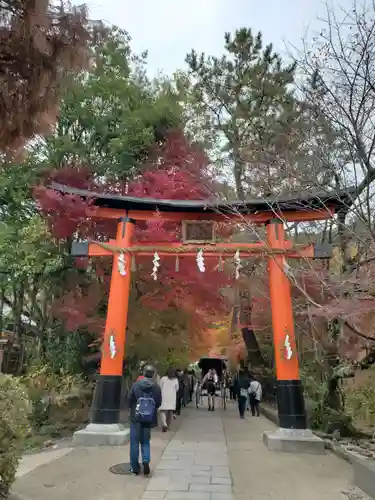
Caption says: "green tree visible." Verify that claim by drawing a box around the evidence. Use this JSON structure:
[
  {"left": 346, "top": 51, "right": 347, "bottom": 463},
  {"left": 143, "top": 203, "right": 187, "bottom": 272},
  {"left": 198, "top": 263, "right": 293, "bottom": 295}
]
[
  {"left": 179, "top": 28, "right": 297, "bottom": 199},
  {"left": 0, "top": 156, "right": 93, "bottom": 375},
  {"left": 37, "top": 27, "right": 182, "bottom": 182},
  {"left": 0, "top": 162, "right": 68, "bottom": 363},
  {"left": 2, "top": 26, "right": 186, "bottom": 373},
  {"left": 176, "top": 29, "right": 301, "bottom": 366}
]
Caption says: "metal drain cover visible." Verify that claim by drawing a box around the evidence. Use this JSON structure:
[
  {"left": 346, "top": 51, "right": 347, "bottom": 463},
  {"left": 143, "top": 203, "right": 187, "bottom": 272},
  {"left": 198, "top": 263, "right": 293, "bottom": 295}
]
[{"left": 109, "top": 462, "right": 132, "bottom": 475}]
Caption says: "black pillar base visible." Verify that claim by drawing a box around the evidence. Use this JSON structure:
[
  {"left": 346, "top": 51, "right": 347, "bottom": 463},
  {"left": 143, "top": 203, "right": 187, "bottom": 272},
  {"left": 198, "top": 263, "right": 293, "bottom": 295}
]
[
  {"left": 91, "top": 374, "right": 122, "bottom": 425},
  {"left": 276, "top": 379, "right": 307, "bottom": 429}
]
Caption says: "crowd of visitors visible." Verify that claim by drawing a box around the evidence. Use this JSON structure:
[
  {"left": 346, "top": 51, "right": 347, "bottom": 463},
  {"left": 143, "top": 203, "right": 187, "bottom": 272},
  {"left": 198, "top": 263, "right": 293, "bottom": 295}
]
[{"left": 127, "top": 362, "right": 262, "bottom": 475}]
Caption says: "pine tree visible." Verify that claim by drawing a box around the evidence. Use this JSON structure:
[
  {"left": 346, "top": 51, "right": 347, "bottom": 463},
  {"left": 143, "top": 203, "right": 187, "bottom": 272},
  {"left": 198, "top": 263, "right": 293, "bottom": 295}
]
[
  {"left": 178, "top": 28, "right": 299, "bottom": 365},
  {"left": 181, "top": 28, "right": 297, "bottom": 199}
]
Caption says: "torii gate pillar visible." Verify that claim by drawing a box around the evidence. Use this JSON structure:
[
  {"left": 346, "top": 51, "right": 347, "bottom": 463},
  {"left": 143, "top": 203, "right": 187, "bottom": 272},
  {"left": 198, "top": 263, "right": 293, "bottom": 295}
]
[
  {"left": 73, "top": 217, "right": 134, "bottom": 446},
  {"left": 263, "top": 220, "right": 325, "bottom": 454}
]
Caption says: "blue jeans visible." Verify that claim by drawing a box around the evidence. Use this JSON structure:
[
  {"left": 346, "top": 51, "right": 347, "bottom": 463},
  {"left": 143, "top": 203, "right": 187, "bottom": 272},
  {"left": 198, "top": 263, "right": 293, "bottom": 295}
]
[
  {"left": 130, "top": 422, "right": 151, "bottom": 470},
  {"left": 238, "top": 395, "right": 247, "bottom": 418}
]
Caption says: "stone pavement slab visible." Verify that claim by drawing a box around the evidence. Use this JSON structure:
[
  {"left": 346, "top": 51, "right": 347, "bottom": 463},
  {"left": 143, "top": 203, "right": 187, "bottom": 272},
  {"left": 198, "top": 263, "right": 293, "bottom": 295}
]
[
  {"left": 222, "top": 402, "right": 370, "bottom": 500},
  {"left": 12, "top": 402, "right": 372, "bottom": 500},
  {"left": 143, "top": 408, "right": 233, "bottom": 500},
  {"left": 12, "top": 422, "right": 179, "bottom": 500},
  {"left": 16, "top": 448, "right": 73, "bottom": 478},
  {"left": 144, "top": 404, "right": 371, "bottom": 500}
]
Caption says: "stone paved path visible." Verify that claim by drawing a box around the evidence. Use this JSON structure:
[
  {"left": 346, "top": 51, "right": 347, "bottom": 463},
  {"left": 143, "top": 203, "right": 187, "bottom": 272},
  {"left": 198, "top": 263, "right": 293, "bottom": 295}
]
[
  {"left": 144, "top": 409, "right": 231, "bottom": 500},
  {"left": 223, "top": 404, "right": 367, "bottom": 500},
  {"left": 12, "top": 403, "right": 371, "bottom": 500},
  {"left": 142, "top": 403, "right": 368, "bottom": 500}
]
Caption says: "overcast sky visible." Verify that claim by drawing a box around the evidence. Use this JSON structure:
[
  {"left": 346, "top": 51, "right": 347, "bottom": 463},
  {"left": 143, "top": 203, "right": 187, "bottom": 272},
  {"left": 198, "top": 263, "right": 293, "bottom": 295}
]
[{"left": 77, "top": 0, "right": 353, "bottom": 76}]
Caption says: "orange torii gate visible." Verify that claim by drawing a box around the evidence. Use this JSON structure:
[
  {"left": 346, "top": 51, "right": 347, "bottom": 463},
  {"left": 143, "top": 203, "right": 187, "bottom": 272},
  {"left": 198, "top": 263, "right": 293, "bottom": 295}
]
[{"left": 51, "top": 183, "right": 350, "bottom": 452}]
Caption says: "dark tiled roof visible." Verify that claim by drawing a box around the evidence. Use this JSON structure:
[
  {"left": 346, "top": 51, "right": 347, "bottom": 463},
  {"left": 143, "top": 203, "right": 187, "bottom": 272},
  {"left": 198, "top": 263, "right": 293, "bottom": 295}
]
[{"left": 49, "top": 182, "right": 355, "bottom": 215}]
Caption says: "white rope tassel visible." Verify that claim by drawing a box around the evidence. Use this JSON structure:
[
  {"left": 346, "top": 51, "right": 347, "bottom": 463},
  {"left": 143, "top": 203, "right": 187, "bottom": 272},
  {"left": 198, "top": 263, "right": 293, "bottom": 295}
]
[
  {"left": 196, "top": 249, "right": 205, "bottom": 273},
  {"left": 152, "top": 252, "right": 160, "bottom": 281},
  {"left": 118, "top": 252, "right": 127, "bottom": 276},
  {"left": 234, "top": 250, "right": 242, "bottom": 280}
]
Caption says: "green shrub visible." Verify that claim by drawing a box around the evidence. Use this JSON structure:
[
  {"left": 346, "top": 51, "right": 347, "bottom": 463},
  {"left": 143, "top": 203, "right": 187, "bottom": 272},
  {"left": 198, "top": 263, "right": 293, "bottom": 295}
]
[
  {"left": 20, "top": 363, "right": 88, "bottom": 430},
  {"left": 28, "top": 394, "right": 50, "bottom": 430},
  {"left": 0, "top": 375, "right": 29, "bottom": 499},
  {"left": 321, "top": 409, "right": 356, "bottom": 436},
  {"left": 345, "top": 383, "right": 375, "bottom": 429},
  {"left": 21, "top": 363, "right": 85, "bottom": 395},
  {"left": 301, "top": 368, "right": 356, "bottom": 436}
]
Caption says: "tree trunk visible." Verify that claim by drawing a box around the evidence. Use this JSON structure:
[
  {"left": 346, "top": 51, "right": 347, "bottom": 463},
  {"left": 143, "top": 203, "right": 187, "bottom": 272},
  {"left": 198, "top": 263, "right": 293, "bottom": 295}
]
[
  {"left": 241, "top": 326, "right": 265, "bottom": 366},
  {"left": 337, "top": 211, "right": 349, "bottom": 272},
  {"left": 232, "top": 163, "right": 265, "bottom": 366},
  {"left": 236, "top": 284, "right": 266, "bottom": 367},
  {"left": 323, "top": 319, "right": 343, "bottom": 411},
  {"left": 0, "top": 286, "right": 4, "bottom": 333},
  {"left": 233, "top": 154, "right": 245, "bottom": 201}
]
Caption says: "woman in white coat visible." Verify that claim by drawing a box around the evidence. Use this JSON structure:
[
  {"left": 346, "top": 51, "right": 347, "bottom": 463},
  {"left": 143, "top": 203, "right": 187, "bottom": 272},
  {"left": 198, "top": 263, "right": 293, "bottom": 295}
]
[{"left": 159, "top": 367, "right": 179, "bottom": 431}]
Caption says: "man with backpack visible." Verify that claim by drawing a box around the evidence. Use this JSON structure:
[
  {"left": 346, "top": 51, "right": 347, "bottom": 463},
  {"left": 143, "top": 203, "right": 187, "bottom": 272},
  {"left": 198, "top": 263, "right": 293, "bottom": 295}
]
[{"left": 128, "top": 365, "right": 161, "bottom": 476}]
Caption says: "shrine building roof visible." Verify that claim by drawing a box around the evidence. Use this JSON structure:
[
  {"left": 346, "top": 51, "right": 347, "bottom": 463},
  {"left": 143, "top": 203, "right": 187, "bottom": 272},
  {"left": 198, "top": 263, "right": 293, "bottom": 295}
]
[{"left": 50, "top": 182, "right": 354, "bottom": 215}]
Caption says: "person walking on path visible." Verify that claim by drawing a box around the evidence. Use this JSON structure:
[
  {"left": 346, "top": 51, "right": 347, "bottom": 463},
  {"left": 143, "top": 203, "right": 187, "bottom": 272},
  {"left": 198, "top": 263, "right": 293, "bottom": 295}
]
[
  {"left": 175, "top": 369, "right": 185, "bottom": 415},
  {"left": 136, "top": 361, "right": 146, "bottom": 380},
  {"left": 188, "top": 370, "right": 194, "bottom": 403},
  {"left": 202, "top": 368, "right": 218, "bottom": 411},
  {"left": 235, "top": 369, "right": 250, "bottom": 419},
  {"left": 230, "top": 372, "right": 236, "bottom": 401},
  {"left": 159, "top": 367, "right": 179, "bottom": 432},
  {"left": 188, "top": 369, "right": 195, "bottom": 402},
  {"left": 248, "top": 375, "right": 262, "bottom": 416},
  {"left": 182, "top": 368, "right": 190, "bottom": 406},
  {"left": 128, "top": 365, "right": 161, "bottom": 476}
]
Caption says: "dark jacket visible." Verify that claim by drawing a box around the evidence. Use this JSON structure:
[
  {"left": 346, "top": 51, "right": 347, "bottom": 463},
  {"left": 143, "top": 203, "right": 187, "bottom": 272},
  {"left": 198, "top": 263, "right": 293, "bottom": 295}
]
[
  {"left": 234, "top": 372, "right": 250, "bottom": 396},
  {"left": 128, "top": 377, "right": 162, "bottom": 427},
  {"left": 177, "top": 374, "right": 185, "bottom": 394}
]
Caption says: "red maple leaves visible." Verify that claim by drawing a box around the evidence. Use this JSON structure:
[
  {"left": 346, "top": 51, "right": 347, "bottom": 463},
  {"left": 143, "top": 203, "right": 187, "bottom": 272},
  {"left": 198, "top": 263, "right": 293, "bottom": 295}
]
[
  {"left": 35, "top": 129, "right": 375, "bottom": 361},
  {"left": 35, "top": 131, "right": 231, "bottom": 343}
]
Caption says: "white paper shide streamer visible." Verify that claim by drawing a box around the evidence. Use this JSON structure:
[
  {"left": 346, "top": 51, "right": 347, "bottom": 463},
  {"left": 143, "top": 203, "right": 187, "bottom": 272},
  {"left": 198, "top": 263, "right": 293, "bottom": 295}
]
[
  {"left": 234, "top": 250, "right": 242, "bottom": 280},
  {"left": 152, "top": 252, "right": 160, "bottom": 280},
  {"left": 118, "top": 252, "right": 127, "bottom": 276},
  {"left": 196, "top": 249, "right": 205, "bottom": 272},
  {"left": 284, "top": 334, "right": 293, "bottom": 360},
  {"left": 109, "top": 334, "right": 117, "bottom": 359}
]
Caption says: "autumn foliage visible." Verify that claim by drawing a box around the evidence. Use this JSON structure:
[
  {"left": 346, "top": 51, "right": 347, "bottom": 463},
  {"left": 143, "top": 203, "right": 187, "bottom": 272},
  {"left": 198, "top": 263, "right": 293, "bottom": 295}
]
[
  {"left": 0, "top": 0, "right": 102, "bottom": 157},
  {"left": 35, "top": 131, "right": 232, "bottom": 356},
  {"left": 246, "top": 261, "right": 375, "bottom": 365},
  {"left": 36, "top": 127, "right": 375, "bottom": 366}
]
